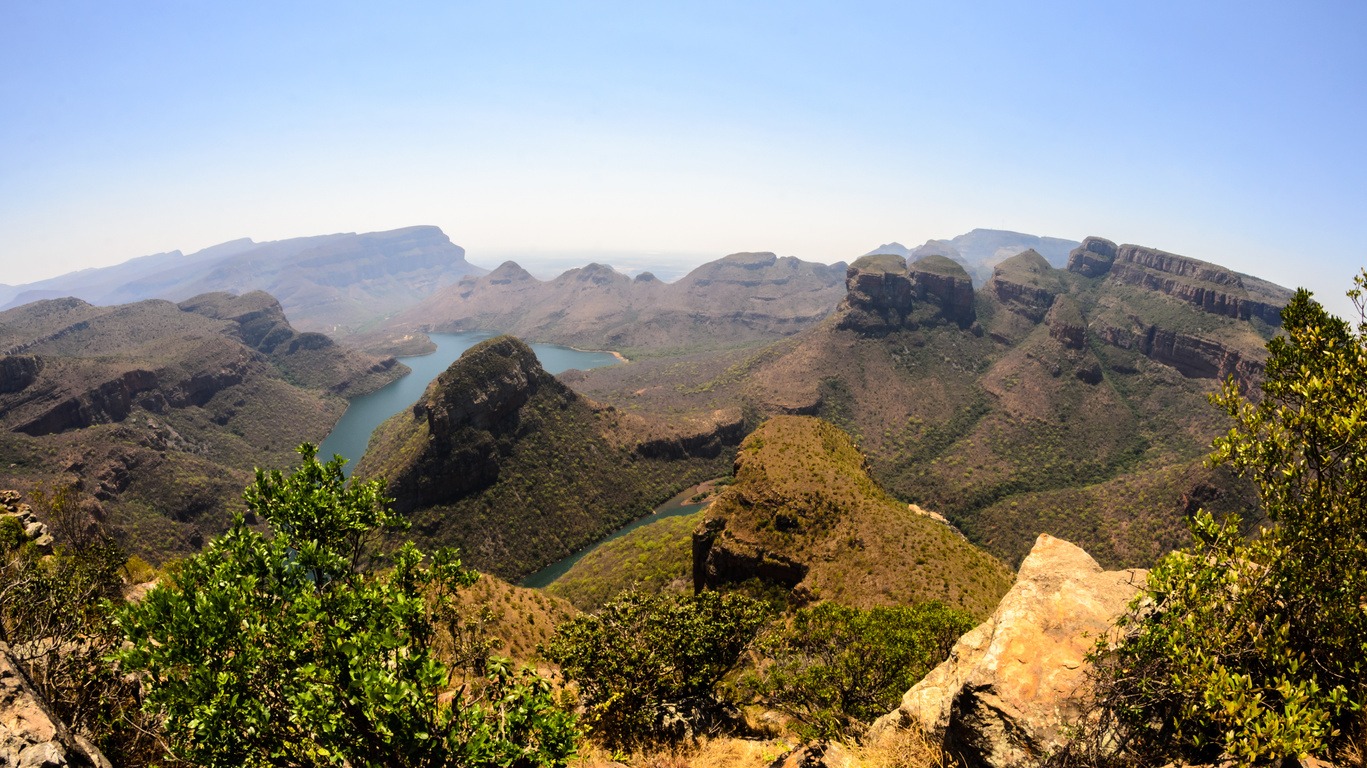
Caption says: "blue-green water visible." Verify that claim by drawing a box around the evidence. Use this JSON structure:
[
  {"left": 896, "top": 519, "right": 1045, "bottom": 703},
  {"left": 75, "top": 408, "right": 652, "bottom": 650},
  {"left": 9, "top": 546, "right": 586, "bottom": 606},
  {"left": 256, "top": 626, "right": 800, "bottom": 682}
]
[
  {"left": 521, "top": 487, "right": 709, "bottom": 589},
  {"left": 319, "top": 332, "right": 621, "bottom": 475}
]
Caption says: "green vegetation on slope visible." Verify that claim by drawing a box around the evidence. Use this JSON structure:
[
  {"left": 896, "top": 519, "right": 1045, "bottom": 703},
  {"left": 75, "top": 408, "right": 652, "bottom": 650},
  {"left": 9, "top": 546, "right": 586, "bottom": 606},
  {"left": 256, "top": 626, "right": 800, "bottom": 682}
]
[
  {"left": 546, "top": 510, "right": 704, "bottom": 612},
  {"left": 697, "top": 416, "right": 1014, "bottom": 616}
]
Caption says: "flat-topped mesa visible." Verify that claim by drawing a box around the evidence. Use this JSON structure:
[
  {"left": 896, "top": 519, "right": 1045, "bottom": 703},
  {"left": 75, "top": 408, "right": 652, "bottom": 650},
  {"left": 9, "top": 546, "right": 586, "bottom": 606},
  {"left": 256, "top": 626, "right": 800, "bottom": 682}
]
[
  {"left": 1069, "top": 237, "right": 1291, "bottom": 326},
  {"left": 837, "top": 254, "right": 977, "bottom": 333},
  {"left": 837, "top": 254, "right": 916, "bottom": 333},
  {"left": 909, "top": 255, "right": 977, "bottom": 328}
]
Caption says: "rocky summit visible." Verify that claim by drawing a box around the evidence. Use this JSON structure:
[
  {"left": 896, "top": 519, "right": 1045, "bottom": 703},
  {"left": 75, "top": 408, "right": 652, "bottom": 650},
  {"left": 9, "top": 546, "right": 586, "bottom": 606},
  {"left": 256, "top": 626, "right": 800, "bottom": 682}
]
[
  {"left": 837, "top": 254, "right": 978, "bottom": 334},
  {"left": 356, "top": 335, "right": 742, "bottom": 578}
]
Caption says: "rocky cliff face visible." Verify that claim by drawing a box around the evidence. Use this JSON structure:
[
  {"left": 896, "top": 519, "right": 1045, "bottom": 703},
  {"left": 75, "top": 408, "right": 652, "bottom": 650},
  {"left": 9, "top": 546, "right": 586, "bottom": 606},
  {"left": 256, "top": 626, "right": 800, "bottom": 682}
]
[
  {"left": 836, "top": 254, "right": 977, "bottom": 334},
  {"left": 1069, "top": 239, "right": 1290, "bottom": 326},
  {"left": 1065, "top": 237, "right": 1117, "bottom": 278},
  {"left": 986, "top": 250, "right": 1060, "bottom": 323},
  {"left": 909, "top": 255, "right": 977, "bottom": 328},
  {"left": 836, "top": 255, "right": 916, "bottom": 333},
  {"left": 1094, "top": 320, "right": 1264, "bottom": 387},
  {"left": 387, "top": 336, "right": 559, "bottom": 510},
  {"left": 872, "top": 534, "right": 1145, "bottom": 768},
  {"left": 1044, "top": 295, "right": 1086, "bottom": 349}
]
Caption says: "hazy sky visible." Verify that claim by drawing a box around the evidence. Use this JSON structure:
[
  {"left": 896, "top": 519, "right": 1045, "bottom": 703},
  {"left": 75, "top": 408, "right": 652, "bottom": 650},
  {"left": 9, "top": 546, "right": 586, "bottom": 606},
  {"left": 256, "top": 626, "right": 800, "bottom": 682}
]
[{"left": 3, "top": 1, "right": 1365, "bottom": 315}]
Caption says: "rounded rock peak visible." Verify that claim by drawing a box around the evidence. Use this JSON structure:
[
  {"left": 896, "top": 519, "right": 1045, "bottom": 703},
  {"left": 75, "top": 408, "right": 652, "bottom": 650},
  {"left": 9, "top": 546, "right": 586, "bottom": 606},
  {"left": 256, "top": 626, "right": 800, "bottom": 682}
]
[{"left": 910, "top": 254, "right": 971, "bottom": 280}]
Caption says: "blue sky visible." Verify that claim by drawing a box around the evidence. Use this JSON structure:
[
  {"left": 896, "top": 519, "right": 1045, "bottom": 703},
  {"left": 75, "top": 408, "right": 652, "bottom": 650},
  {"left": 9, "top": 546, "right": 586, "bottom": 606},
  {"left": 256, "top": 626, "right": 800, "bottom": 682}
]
[{"left": 3, "top": 1, "right": 1365, "bottom": 315}]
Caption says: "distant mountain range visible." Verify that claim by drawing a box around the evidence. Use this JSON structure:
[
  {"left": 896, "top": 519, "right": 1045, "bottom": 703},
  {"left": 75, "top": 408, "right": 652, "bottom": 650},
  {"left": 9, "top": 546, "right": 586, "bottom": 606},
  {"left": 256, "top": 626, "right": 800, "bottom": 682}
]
[
  {"left": 0, "top": 226, "right": 484, "bottom": 335},
  {"left": 868, "top": 228, "right": 1080, "bottom": 285},
  {"left": 383, "top": 252, "right": 849, "bottom": 357}
]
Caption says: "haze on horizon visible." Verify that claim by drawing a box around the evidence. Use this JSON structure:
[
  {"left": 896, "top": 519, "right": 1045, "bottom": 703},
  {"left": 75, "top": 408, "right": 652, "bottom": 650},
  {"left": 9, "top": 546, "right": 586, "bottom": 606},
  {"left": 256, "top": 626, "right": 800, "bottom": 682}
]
[{"left": 3, "top": 2, "right": 1365, "bottom": 315}]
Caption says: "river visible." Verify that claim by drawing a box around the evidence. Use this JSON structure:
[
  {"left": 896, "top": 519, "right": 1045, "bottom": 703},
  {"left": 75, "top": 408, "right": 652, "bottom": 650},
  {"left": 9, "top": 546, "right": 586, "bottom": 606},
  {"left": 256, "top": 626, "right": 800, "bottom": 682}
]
[
  {"left": 520, "top": 486, "right": 710, "bottom": 588},
  {"left": 318, "top": 332, "right": 622, "bottom": 475}
]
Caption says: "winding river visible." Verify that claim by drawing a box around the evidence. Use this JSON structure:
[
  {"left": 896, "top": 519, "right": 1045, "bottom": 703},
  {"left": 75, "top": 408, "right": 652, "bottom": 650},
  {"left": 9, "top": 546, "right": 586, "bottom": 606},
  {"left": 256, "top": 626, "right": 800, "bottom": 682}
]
[{"left": 318, "top": 332, "right": 622, "bottom": 475}]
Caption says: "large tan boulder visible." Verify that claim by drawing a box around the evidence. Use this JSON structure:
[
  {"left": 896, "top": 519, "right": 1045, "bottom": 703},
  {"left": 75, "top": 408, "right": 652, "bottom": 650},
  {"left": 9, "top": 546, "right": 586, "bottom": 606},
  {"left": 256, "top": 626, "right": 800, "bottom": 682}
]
[
  {"left": 871, "top": 534, "right": 1145, "bottom": 768},
  {"left": 0, "top": 642, "right": 109, "bottom": 768}
]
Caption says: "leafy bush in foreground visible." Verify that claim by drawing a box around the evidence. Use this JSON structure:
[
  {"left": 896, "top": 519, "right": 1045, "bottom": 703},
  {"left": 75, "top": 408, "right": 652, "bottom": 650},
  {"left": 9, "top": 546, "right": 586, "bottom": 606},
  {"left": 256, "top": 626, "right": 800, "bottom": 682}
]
[
  {"left": 1083, "top": 277, "right": 1367, "bottom": 766},
  {"left": 741, "top": 601, "right": 975, "bottom": 739},
  {"left": 118, "top": 445, "right": 577, "bottom": 768},
  {"left": 543, "top": 589, "right": 769, "bottom": 749}
]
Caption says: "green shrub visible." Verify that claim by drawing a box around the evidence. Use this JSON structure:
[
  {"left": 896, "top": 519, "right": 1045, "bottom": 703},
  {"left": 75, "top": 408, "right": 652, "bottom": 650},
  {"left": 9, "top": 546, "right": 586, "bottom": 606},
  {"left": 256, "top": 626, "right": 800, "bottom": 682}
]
[
  {"left": 740, "top": 601, "right": 974, "bottom": 739},
  {"left": 543, "top": 589, "right": 769, "bottom": 748},
  {"left": 1084, "top": 277, "right": 1367, "bottom": 766},
  {"left": 118, "top": 444, "right": 578, "bottom": 768}
]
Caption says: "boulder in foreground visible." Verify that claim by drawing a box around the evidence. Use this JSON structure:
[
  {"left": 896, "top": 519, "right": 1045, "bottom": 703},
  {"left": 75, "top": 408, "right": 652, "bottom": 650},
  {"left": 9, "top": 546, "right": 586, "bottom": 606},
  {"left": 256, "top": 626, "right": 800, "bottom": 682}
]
[{"left": 871, "top": 533, "right": 1145, "bottom": 768}]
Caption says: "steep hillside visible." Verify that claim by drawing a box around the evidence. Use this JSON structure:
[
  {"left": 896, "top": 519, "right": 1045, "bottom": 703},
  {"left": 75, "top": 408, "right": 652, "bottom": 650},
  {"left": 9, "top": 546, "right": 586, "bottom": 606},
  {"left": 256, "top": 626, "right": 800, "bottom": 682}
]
[
  {"left": 694, "top": 416, "right": 1014, "bottom": 615},
  {"left": 570, "top": 236, "right": 1283, "bottom": 569},
  {"left": 0, "top": 293, "right": 403, "bottom": 562},
  {"left": 2, "top": 226, "right": 484, "bottom": 336},
  {"left": 384, "top": 252, "right": 847, "bottom": 357},
  {"left": 354, "top": 336, "right": 742, "bottom": 580}
]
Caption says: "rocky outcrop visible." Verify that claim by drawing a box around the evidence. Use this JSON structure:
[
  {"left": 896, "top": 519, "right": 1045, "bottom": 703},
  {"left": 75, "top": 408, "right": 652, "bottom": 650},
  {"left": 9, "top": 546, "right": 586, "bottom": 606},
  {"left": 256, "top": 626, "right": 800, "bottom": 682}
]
[
  {"left": 691, "top": 417, "right": 1013, "bottom": 614},
  {"left": 871, "top": 534, "right": 1145, "bottom": 768},
  {"left": 909, "top": 256, "right": 976, "bottom": 328},
  {"left": 179, "top": 291, "right": 302, "bottom": 353},
  {"left": 0, "top": 641, "right": 109, "bottom": 768},
  {"left": 0, "top": 491, "right": 53, "bottom": 552},
  {"left": 836, "top": 255, "right": 915, "bottom": 334},
  {"left": 387, "top": 336, "right": 559, "bottom": 510},
  {"left": 1095, "top": 321, "right": 1264, "bottom": 387},
  {"left": 1108, "top": 246, "right": 1286, "bottom": 325},
  {"left": 1065, "top": 237, "right": 1118, "bottom": 278},
  {"left": 692, "top": 517, "right": 810, "bottom": 596},
  {"left": 0, "top": 358, "right": 40, "bottom": 395},
  {"left": 1045, "top": 296, "right": 1086, "bottom": 349},
  {"left": 16, "top": 368, "right": 166, "bottom": 436},
  {"left": 988, "top": 251, "right": 1058, "bottom": 323},
  {"left": 836, "top": 254, "right": 977, "bottom": 333},
  {"left": 632, "top": 409, "right": 745, "bottom": 460},
  {"left": 1069, "top": 238, "right": 1289, "bottom": 326}
]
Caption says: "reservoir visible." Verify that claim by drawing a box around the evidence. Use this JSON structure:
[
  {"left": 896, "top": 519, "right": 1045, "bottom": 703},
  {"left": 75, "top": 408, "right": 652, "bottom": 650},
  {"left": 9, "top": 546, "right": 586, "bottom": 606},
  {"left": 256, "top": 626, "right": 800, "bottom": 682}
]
[{"left": 319, "top": 332, "right": 622, "bottom": 474}]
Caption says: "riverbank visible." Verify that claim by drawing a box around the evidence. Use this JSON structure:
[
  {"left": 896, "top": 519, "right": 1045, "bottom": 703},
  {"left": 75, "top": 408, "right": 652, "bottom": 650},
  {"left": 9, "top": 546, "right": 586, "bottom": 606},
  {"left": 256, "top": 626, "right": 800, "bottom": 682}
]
[{"left": 520, "top": 477, "right": 725, "bottom": 590}]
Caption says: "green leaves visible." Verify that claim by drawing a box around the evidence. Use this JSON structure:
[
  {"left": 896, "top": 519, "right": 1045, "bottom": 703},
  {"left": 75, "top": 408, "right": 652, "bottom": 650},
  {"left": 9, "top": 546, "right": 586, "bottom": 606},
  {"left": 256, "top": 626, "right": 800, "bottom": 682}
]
[
  {"left": 118, "top": 446, "right": 577, "bottom": 767},
  {"left": 740, "top": 601, "right": 974, "bottom": 740},
  {"left": 1085, "top": 274, "right": 1367, "bottom": 766},
  {"left": 542, "top": 590, "right": 769, "bottom": 749}
]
